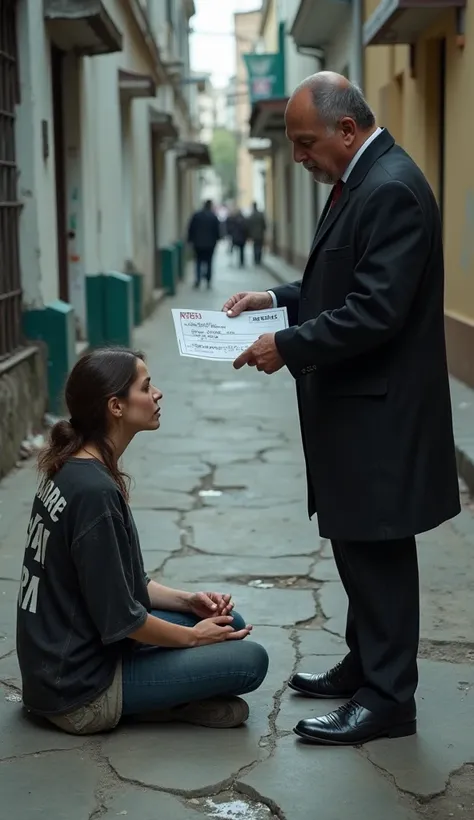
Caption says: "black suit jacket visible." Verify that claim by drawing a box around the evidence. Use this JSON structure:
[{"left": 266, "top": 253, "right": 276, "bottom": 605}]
[{"left": 274, "top": 129, "right": 460, "bottom": 541}]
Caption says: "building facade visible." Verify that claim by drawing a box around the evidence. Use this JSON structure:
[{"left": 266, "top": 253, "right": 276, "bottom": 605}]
[
  {"left": 244, "top": 0, "right": 320, "bottom": 266},
  {"left": 0, "top": 0, "right": 208, "bottom": 478},
  {"left": 363, "top": 0, "right": 473, "bottom": 387}
]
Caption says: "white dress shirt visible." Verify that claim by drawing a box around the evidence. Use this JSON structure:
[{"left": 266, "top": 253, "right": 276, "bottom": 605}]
[{"left": 268, "top": 127, "right": 383, "bottom": 308}]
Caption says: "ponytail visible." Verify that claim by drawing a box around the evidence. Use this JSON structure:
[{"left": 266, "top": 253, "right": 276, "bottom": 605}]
[
  {"left": 38, "top": 420, "right": 84, "bottom": 481},
  {"left": 37, "top": 419, "right": 131, "bottom": 500}
]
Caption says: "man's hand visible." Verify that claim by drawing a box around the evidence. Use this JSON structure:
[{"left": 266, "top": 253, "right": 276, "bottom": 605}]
[
  {"left": 187, "top": 591, "right": 234, "bottom": 619},
  {"left": 233, "top": 333, "right": 285, "bottom": 374},
  {"left": 222, "top": 290, "right": 273, "bottom": 317}
]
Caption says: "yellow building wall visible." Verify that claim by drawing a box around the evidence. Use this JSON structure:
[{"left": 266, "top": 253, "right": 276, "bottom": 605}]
[{"left": 364, "top": 3, "right": 474, "bottom": 334}]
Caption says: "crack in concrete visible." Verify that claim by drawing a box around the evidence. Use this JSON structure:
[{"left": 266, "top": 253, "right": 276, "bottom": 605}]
[
  {"left": 224, "top": 575, "right": 320, "bottom": 590},
  {"left": 157, "top": 461, "right": 218, "bottom": 578},
  {"left": 234, "top": 782, "right": 288, "bottom": 820},
  {"left": 0, "top": 647, "right": 15, "bottom": 663},
  {"left": 0, "top": 677, "right": 21, "bottom": 695},
  {"left": 418, "top": 638, "right": 474, "bottom": 664},
  {"left": 0, "top": 745, "right": 88, "bottom": 764},
  {"left": 358, "top": 747, "right": 474, "bottom": 807}
]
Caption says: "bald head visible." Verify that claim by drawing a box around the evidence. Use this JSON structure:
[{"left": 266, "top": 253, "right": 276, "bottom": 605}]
[
  {"left": 287, "top": 72, "right": 375, "bottom": 132},
  {"left": 285, "top": 72, "right": 377, "bottom": 185}
]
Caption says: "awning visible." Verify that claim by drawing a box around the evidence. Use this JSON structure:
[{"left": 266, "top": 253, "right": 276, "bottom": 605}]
[
  {"left": 247, "top": 138, "right": 272, "bottom": 158},
  {"left": 149, "top": 109, "right": 179, "bottom": 141},
  {"left": 119, "top": 69, "right": 156, "bottom": 99},
  {"left": 44, "top": 0, "right": 122, "bottom": 56},
  {"left": 249, "top": 98, "right": 288, "bottom": 140},
  {"left": 363, "top": 0, "right": 466, "bottom": 45},
  {"left": 290, "top": 0, "right": 351, "bottom": 49},
  {"left": 175, "top": 141, "right": 211, "bottom": 167}
]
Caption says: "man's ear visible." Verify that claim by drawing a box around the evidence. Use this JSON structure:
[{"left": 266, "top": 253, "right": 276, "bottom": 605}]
[{"left": 340, "top": 117, "right": 357, "bottom": 146}]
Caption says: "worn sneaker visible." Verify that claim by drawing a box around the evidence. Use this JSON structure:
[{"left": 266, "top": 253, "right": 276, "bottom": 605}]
[{"left": 136, "top": 696, "right": 249, "bottom": 728}]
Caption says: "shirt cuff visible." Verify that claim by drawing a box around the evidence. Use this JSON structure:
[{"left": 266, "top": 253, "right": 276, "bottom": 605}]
[{"left": 267, "top": 290, "right": 277, "bottom": 308}]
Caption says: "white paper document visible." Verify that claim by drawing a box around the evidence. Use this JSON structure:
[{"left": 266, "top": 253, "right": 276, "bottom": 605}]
[{"left": 171, "top": 307, "right": 289, "bottom": 361}]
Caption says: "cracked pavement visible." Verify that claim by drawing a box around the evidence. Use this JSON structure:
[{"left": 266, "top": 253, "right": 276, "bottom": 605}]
[{"left": 1, "top": 250, "right": 474, "bottom": 819}]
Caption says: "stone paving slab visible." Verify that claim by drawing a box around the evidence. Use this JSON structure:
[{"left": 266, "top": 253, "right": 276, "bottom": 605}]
[
  {"left": 0, "top": 695, "right": 83, "bottom": 759},
  {"left": 103, "top": 787, "right": 203, "bottom": 819},
  {"left": 309, "top": 557, "right": 340, "bottom": 582},
  {"left": 130, "top": 488, "right": 195, "bottom": 512},
  {"left": 104, "top": 720, "right": 267, "bottom": 795},
  {"left": 130, "top": 509, "right": 184, "bottom": 553},
  {"left": 365, "top": 660, "right": 474, "bottom": 797},
  {"left": 184, "top": 506, "right": 319, "bottom": 557},
  {"left": 159, "top": 554, "right": 314, "bottom": 584},
  {"left": 0, "top": 648, "right": 20, "bottom": 688},
  {"left": 295, "top": 628, "right": 347, "bottom": 656},
  {"left": 319, "top": 581, "right": 347, "bottom": 637},
  {"left": 238, "top": 735, "right": 419, "bottom": 820},
  {"left": 0, "top": 580, "right": 20, "bottom": 657},
  {"left": 0, "top": 749, "right": 99, "bottom": 820}
]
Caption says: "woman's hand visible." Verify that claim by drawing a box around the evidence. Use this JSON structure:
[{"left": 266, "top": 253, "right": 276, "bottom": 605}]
[
  {"left": 187, "top": 591, "right": 234, "bottom": 619},
  {"left": 190, "top": 616, "right": 252, "bottom": 647}
]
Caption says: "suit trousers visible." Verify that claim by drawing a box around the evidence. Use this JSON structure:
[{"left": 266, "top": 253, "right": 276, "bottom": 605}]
[{"left": 331, "top": 536, "right": 419, "bottom": 714}]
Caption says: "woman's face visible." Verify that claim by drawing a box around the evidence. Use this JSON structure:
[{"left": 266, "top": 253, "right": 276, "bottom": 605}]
[{"left": 118, "top": 359, "right": 163, "bottom": 434}]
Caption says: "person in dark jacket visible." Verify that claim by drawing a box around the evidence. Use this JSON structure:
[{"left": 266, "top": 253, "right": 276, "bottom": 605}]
[
  {"left": 229, "top": 210, "right": 249, "bottom": 268},
  {"left": 187, "top": 200, "right": 221, "bottom": 289},
  {"left": 247, "top": 203, "right": 267, "bottom": 265},
  {"left": 223, "top": 72, "right": 460, "bottom": 747}
]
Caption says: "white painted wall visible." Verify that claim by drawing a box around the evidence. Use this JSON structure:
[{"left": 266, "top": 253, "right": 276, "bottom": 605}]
[
  {"left": 16, "top": 0, "right": 196, "bottom": 325},
  {"left": 16, "top": 0, "right": 59, "bottom": 308}
]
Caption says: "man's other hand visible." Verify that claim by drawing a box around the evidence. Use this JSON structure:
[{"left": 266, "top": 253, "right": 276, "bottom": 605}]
[
  {"left": 222, "top": 291, "right": 273, "bottom": 317},
  {"left": 233, "top": 333, "right": 284, "bottom": 374}
]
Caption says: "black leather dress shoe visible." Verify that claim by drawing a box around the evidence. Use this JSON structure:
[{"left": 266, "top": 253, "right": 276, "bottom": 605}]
[
  {"left": 294, "top": 699, "right": 417, "bottom": 746},
  {"left": 289, "top": 661, "right": 359, "bottom": 699}
]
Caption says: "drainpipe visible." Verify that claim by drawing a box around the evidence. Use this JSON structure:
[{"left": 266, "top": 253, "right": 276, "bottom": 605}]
[{"left": 351, "top": 0, "right": 364, "bottom": 91}]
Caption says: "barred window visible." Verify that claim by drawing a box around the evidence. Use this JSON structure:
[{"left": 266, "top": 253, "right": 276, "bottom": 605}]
[{"left": 0, "top": 0, "right": 22, "bottom": 360}]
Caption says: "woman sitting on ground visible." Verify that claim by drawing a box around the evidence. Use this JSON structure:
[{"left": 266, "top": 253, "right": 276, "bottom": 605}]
[{"left": 16, "top": 347, "right": 268, "bottom": 735}]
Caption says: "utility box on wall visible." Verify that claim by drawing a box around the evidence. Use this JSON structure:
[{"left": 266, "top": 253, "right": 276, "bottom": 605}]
[
  {"left": 23, "top": 300, "right": 76, "bottom": 416},
  {"left": 85, "top": 271, "right": 134, "bottom": 350},
  {"left": 160, "top": 246, "right": 177, "bottom": 296}
]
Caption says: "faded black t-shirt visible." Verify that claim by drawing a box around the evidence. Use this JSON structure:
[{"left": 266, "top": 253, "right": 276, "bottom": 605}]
[{"left": 16, "top": 458, "right": 150, "bottom": 716}]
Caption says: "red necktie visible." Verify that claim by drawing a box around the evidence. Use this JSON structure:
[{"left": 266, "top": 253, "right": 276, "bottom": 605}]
[{"left": 330, "top": 180, "right": 344, "bottom": 209}]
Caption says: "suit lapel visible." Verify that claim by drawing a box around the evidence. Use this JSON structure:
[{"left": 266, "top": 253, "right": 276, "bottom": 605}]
[
  {"left": 311, "top": 184, "right": 350, "bottom": 255},
  {"left": 309, "top": 188, "right": 333, "bottom": 253},
  {"left": 306, "top": 129, "right": 396, "bottom": 267}
]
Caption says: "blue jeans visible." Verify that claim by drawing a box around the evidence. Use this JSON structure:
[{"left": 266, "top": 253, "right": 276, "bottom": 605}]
[{"left": 121, "top": 610, "right": 269, "bottom": 716}]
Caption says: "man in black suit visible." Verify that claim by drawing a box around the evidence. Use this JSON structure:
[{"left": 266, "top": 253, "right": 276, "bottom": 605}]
[{"left": 223, "top": 72, "right": 460, "bottom": 745}]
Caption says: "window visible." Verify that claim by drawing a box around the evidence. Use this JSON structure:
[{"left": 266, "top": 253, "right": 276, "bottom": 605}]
[{"left": 0, "top": 0, "right": 22, "bottom": 359}]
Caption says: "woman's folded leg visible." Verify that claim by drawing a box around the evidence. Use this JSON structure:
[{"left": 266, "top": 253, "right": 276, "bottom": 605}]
[{"left": 122, "top": 638, "right": 268, "bottom": 716}]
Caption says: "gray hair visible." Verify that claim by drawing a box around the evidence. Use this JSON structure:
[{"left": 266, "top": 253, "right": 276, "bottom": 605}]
[{"left": 306, "top": 80, "right": 375, "bottom": 132}]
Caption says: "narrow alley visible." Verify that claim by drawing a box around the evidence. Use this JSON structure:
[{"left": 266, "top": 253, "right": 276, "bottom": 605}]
[{"left": 1, "top": 249, "right": 474, "bottom": 820}]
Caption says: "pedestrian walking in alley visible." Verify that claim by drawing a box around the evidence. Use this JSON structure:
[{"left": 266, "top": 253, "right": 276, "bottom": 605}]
[
  {"left": 187, "top": 200, "right": 221, "bottom": 289},
  {"left": 247, "top": 202, "right": 267, "bottom": 265},
  {"left": 16, "top": 348, "right": 268, "bottom": 735},
  {"left": 229, "top": 209, "right": 249, "bottom": 268},
  {"left": 223, "top": 72, "right": 460, "bottom": 746}
]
